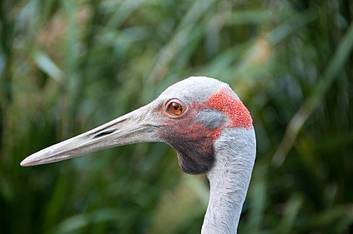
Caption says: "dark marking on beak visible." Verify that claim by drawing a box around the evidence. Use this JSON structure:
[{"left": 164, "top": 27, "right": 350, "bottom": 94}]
[
  {"left": 89, "top": 118, "right": 128, "bottom": 137},
  {"left": 93, "top": 129, "right": 116, "bottom": 138}
]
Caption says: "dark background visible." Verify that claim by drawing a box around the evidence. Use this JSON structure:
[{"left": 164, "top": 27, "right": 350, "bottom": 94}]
[{"left": 1, "top": 0, "right": 353, "bottom": 233}]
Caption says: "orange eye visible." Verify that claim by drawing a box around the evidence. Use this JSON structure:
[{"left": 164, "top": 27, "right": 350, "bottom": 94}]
[{"left": 164, "top": 99, "right": 186, "bottom": 117}]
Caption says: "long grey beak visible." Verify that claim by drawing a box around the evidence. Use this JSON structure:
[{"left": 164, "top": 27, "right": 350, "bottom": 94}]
[{"left": 20, "top": 104, "right": 159, "bottom": 167}]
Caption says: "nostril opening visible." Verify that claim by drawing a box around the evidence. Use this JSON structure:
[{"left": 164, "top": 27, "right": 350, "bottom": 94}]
[{"left": 94, "top": 129, "right": 116, "bottom": 138}]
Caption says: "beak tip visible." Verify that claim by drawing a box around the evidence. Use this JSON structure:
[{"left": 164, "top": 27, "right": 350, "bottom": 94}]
[
  {"left": 20, "top": 157, "right": 36, "bottom": 167},
  {"left": 20, "top": 159, "right": 30, "bottom": 167}
]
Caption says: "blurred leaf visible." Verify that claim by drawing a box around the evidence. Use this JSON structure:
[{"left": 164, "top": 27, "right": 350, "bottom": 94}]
[
  {"left": 273, "top": 21, "right": 353, "bottom": 166},
  {"left": 34, "top": 51, "right": 63, "bottom": 82}
]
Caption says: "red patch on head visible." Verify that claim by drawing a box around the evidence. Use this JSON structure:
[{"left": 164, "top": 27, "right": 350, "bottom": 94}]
[
  {"left": 207, "top": 88, "right": 252, "bottom": 129},
  {"left": 158, "top": 87, "right": 252, "bottom": 156}
]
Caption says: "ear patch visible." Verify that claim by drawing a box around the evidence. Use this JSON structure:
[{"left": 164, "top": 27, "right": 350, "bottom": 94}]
[
  {"left": 207, "top": 88, "right": 252, "bottom": 128},
  {"left": 195, "top": 110, "right": 226, "bottom": 130}
]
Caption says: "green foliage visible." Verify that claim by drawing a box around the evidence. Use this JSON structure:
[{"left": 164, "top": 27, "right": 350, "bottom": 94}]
[{"left": 1, "top": 0, "right": 352, "bottom": 233}]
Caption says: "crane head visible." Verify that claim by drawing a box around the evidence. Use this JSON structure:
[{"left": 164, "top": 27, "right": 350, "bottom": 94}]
[{"left": 21, "top": 76, "right": 252, "bottom": 174}]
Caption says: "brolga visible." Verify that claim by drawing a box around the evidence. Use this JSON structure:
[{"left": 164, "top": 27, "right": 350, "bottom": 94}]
[{"left": 21, "top": 76, "right": 256, "bottom": 234}]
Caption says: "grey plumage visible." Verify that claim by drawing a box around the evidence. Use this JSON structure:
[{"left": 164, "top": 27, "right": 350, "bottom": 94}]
[
  {"left": 203, "top": 128, "right": 256, "bottom": 234},
  {"left": 196, "top": 110, "right": 226, "bottom": 130}
]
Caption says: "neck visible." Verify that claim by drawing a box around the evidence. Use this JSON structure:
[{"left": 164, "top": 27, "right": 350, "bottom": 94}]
[{"left": 202, "top": 128, "right": 256, "bottom": 234}]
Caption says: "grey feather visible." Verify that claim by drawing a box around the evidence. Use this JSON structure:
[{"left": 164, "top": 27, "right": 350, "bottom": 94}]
[
  {"left": 202, "top": 128, "right": 256, "bottom": 234},
  {"left": 196, "top": 110, "right": 226, "bottom": 130}
]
